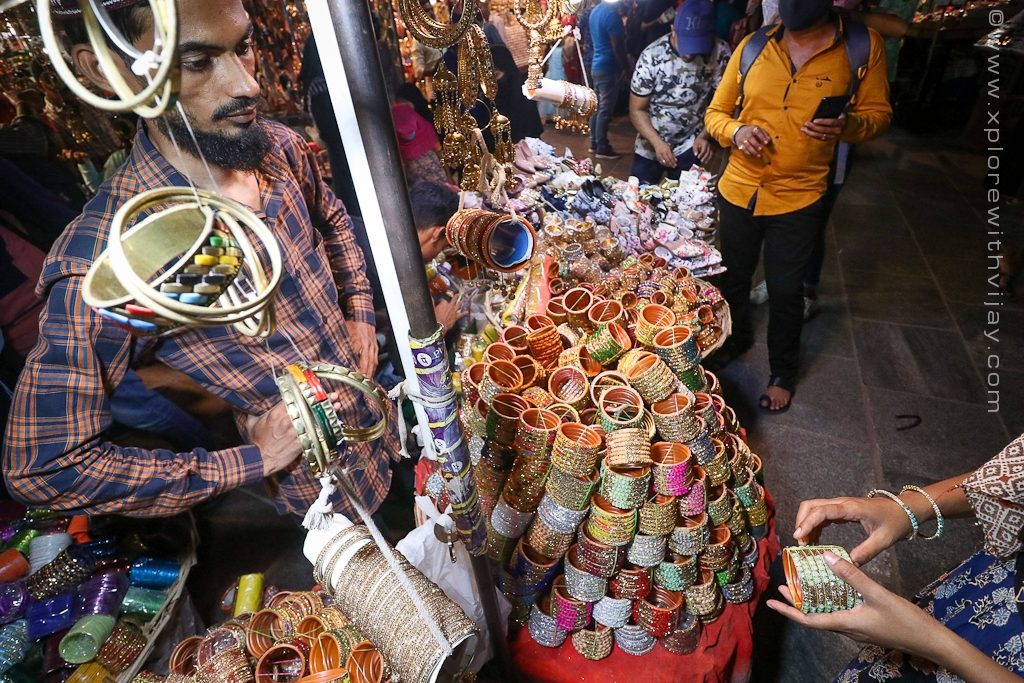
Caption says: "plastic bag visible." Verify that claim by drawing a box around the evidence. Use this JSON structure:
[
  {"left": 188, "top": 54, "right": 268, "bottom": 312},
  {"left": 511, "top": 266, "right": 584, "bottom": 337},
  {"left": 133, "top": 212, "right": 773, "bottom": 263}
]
[{"left": 396, "top": 497, "right": 511, "bottom": 672}]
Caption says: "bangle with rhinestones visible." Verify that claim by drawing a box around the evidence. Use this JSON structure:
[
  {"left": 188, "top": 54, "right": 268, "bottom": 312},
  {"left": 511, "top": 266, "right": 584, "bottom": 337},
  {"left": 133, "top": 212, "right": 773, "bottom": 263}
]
[{"left": 899, "top": 485, "right": 944, "bottom": 540}]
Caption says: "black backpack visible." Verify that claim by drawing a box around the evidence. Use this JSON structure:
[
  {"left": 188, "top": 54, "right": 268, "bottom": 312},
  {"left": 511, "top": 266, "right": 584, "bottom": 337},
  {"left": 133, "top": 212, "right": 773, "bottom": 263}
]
[{"left": 733, "top": 17, "right": 871, "bottom": 185}]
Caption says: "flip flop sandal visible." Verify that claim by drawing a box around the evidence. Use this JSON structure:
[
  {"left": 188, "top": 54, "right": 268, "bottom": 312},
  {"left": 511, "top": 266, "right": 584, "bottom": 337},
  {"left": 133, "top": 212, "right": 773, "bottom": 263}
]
[{"left": 759, "top": 375, "right": 795, "bottom": 414}]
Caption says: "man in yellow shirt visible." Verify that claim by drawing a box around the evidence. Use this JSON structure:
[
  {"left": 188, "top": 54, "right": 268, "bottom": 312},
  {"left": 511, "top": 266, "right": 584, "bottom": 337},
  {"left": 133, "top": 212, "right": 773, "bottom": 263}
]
[{"left": 704, "top": 0, "right": 891, "bottom": 412}]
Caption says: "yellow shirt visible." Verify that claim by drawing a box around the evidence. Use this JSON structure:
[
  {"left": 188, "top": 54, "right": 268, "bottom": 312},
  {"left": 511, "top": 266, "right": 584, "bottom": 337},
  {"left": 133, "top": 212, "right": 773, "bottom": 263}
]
[{"left": 705, "top": 20, "right": 892, "bottom": 216}]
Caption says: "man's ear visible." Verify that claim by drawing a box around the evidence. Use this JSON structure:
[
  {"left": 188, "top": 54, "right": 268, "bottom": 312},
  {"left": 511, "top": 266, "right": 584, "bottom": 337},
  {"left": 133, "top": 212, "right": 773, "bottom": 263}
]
[{"left": 71, "top": 43, "right": 115, "bottom": 93}]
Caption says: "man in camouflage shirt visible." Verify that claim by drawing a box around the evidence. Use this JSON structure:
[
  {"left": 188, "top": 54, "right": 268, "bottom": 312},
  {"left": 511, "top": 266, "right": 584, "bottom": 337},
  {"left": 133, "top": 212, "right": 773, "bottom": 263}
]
[{"left": 628, "top": 0, "right": 731, "bottom": 183}]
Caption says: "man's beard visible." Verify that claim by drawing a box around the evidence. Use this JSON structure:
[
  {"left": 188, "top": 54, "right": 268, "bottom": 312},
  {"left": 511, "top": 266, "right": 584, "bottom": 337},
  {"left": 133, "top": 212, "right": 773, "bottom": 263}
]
[{"left": 157, "top": 98, "right": 272, "bottom": 172}]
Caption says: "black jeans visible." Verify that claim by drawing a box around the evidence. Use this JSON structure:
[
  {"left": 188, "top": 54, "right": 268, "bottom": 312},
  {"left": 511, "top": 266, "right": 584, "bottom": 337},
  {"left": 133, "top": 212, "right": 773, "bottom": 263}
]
[
  {"left": 630, "top": 147, "right": 700, "bottom": 185},
  {"left": 719, "top": 195, "right": 830, "bottom": 382}
]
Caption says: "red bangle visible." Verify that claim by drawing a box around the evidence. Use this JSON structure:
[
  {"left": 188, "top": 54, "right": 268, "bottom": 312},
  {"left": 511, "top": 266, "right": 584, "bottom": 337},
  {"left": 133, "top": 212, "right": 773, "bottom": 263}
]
[
  {"left": 633, "top": 587, "right": 682, "bottom": 637},
  {"left": 609, "top": 564, "right": 652, "bottom": 600}
]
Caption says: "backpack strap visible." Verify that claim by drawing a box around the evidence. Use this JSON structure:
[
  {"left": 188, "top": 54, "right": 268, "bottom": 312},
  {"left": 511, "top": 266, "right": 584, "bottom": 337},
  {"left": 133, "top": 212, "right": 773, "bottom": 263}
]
[
  {"left": 834, "top": 18, "right": 872, "bottom": 185},
  {"left": 733, "top": 25, "right": 775, "bottom": 118}
]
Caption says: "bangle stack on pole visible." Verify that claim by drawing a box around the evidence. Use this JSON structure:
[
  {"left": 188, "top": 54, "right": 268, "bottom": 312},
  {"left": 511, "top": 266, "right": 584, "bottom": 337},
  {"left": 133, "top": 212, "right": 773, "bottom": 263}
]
[{"left": 459, "top": 253, "right": 775, "bottom": 660}]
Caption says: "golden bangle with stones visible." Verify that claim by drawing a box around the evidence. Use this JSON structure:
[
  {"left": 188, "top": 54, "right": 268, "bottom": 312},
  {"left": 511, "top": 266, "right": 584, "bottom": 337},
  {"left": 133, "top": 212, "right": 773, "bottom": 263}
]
[{"left": 397, "top": 0, "right": 476, "bottom": 48}]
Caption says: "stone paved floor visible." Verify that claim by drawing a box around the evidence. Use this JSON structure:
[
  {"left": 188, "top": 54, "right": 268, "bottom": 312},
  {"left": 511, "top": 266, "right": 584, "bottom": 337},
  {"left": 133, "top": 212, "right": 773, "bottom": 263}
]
[{"left": 548, "top": 116, "right": 1024, "bottom": 680}]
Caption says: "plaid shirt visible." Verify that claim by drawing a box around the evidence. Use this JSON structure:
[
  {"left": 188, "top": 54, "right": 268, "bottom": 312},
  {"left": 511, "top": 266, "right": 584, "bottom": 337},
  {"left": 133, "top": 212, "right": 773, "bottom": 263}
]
[{"left": 3, "top": 121, "right": 399, "bottom": 518}]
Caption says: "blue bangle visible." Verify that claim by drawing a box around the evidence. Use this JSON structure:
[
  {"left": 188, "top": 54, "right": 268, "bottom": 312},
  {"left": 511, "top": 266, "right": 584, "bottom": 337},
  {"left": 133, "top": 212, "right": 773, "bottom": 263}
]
[
  {"left": 867, "top": 489, "right": 918, "bottom": 541},
  {"left": 900, "top": 485, "right": 945, "bottom": 540}
]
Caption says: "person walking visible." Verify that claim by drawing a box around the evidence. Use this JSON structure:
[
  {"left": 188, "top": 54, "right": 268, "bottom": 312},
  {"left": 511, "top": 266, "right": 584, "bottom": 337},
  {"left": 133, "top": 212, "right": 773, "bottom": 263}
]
[
  {"left": 588, "top": 0, "right": 632, "bottom": 159},
  {"left": 628, "top": 0, "right": 731, "bottom": 183},
  {"left": 704, "top": 0, "right": 891, "bottom": 412}
]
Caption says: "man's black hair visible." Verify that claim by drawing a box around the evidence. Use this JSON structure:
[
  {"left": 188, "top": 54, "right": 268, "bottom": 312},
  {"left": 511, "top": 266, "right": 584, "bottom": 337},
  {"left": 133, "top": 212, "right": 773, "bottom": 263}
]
[
  {"left": 62, "top": 3, "right": 151, "bottom": 53},
  {"left": 408, "top": 181, "right": 458, "bottom": 231}
]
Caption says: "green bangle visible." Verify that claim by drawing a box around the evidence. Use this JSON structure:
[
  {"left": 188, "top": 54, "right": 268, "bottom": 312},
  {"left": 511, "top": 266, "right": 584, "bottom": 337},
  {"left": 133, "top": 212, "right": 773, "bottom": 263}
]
[
  {"left": 900, "top": 485, "right": 945, "bottom": 540},
  {"left": 867, "top": 489, "right": 918, "bottom": 541}
]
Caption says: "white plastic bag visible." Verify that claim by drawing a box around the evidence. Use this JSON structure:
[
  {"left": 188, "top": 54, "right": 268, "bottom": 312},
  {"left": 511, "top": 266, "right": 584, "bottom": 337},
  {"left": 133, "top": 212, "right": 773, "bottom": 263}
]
[{"left": 396, "top": 497, "right": 511, "bottom": 672}]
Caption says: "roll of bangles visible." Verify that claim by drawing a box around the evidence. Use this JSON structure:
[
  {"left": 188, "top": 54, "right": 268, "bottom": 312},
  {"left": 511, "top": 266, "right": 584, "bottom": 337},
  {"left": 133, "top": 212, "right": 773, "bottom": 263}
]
[
  {"left": 82, "top": 188, "right": 282, "bottom": 337},
  {"left": 782, "top": 545, "right": 863, "bottom": 614}
]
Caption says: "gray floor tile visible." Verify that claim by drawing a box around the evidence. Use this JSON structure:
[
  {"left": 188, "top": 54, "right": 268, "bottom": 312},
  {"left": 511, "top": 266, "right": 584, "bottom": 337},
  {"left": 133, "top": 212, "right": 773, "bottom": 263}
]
[
  {"left": 832, "top": 202, "right": 912, "bottom": 242},
  {"left": 852, "top": 319, "right": 987, "bottom": 404},
  {"left": 949, "top": 303, "right": 1024, "bottom": 373},
  {"left": 844, "top": 268, "right": 954, "bottom": 328},
  {"left": 750, "top": 294, "right": 856, "bottom": 360},
  {"left": 866, "top": 388, "right": 1009, "bottom": 485},
  {"left": 928, "top": 254, "right": 1024, "bottom": 312},
  {"left": 992, "top": 369, "right": 1024, "bottom": 438},
  {"left": 837, "top": 234, "right": 930, "bottom": 279}
]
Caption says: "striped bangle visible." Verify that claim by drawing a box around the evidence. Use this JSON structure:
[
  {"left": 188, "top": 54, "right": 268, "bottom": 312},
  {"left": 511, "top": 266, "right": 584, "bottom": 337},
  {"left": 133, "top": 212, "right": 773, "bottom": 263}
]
[
  {"left": 571, "top": 623, "right": 614, "bottom": 661},
  {"left": 655, "top": 553, "right": 699, "bottom": 592},
  {"left": 867, "top": 489, "right": 918, "bottom": 540},
  {"left": 613, "top": 623, "right": 656, "bottom": 656},
  {"left": 592, "top": 595, "right": 632, "bottom": 629},
  {"left": 660, "top": 614, "right": 701, "bottom": 655},
  {"left": 900, "top": 485, "right": 945, "bottom": 540},
  {"left": 626, "top": 534, "right": 668, "bottom": 568},
  {"left": 528, "top": 598, "right": 568, "bottom": 648}
]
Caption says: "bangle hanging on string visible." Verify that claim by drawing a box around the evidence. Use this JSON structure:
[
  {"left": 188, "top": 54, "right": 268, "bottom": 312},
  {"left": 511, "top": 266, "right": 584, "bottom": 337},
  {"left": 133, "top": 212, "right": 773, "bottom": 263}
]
[{"left": 36, "top": 0, "right": 179, "bottom": 117}]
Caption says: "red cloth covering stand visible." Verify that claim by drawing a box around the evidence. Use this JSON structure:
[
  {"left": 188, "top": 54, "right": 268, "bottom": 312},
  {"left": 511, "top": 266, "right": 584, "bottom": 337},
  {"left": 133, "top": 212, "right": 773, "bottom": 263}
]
[{"left": 509, "top": 494, "right": 781, "bottom": 683}]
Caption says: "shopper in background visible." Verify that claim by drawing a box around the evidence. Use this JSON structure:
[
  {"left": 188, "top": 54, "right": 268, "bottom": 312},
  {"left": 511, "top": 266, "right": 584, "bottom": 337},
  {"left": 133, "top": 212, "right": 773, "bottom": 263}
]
[
  {"left": 771, "top": 433, "right": 1024, "bottom": 682},
  {"left": 490, "top": 8, "right": 532, "bottom": 74},
  {"left": 409, "top": 181, "right": 467, "bottom": 336},
  {"left": 5, "top": 0, "right": 399, "bottom": 519},
  {"left": 588, "top": 0, "right": 633, "bottom": 159},
  {"left": 629, "top": 0, "right": 731, "bottom": 183},
  {"left": 704, "top": 0, "right": 891, "bottom": 412},
  {"left": 637, "top": 0, "right": 676, "bottom": 51}
]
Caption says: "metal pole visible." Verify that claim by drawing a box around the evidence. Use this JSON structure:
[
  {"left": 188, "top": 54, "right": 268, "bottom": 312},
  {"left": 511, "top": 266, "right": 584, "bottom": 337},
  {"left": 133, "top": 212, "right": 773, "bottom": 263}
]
[{"left": 304, "top": 1, "right": 514, "bottom": 679}]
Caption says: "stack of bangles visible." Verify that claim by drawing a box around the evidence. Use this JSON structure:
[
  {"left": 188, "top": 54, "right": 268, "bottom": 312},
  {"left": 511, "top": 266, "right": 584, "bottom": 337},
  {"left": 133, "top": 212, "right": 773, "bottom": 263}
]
[
  {"left": 598, "top": 464, "right": 651, "bottom": 510},
  {"left": 651, "top": 393, "right": 701, "bottom": 443},
  {"left": 660, "top": 614, "right": 701, "bottom": 655},
  {"left": 564, "top": 546, "right": 608, "bottom": 602},
  {"left": 558, "top": 82, "right": 598, "bottom": 118},
  {"left": 528, "top": 596, "right": 567, "bottom": 648},
  {"left": 669, "top": 513, "right": 709, "bottom": 557},
  {"left": 722, "top": 566, "right": 755, "bottom": 604},
  {"left": 513, "top": 407, "right": 560, "bottom": 455},
  {"left": 782, "top": 546, "right": 862, "bottom": 614},
  {"left": 597, "top": 386, "right": 645, "bottom": 432},
  {"left": 586, "top": 324, "right": 633, "bottom": 367},
  {"left": 444, "top": 208, "right": 537, "bottom": 273},
  {"left": 537, "top": 495, "right": 588, "bottom": 535},
  {"left": 571, "top": 623, "right": 613, "bottom": 661},
  {"left": 593, "top": 594, "right": 632, "bottom": 628},
  {"left": 509, "top": 538, "right": 560, "bottom": 595},
  {"left": 706, "top": 486, "right": 733, "bottom": 526},
  {"left": 609, "top": 564, "right": 652, "bottom": 601},
  {"left": 684, "top": 418, "right": 715, "bottom": 465},
  {"left": 275, "top": 362, "right": 389, "bottom": 475},
  {"left": 627, "top": 534, "right": 667, "bottom": 568},
  {"left": 604, "top": 428, "right": 652, "bottom": 468},
  {"left": 638, "top": 494, "right": 677, "bottom": 536},
  {"left": 525, "top": 317, "right": 563, "bottom": 368},
  {"left": 633, "top": 587, "right": 683, "bottom": 637},
  {"left": 613, "top": 623, "right": 656, "bottom": 656},
  {"left": 655, "top": 553, "right": 699, "bottom": 592},
  {"left": 546, "top": 466, "right": 600, "bottom": 511},
  {"left": 653, "top": 326, "right": 701, "bottom": 376},
  {"left": 577, "top": 527, "right": 626, "bottom": 578},
  {"left": 551, "top": 577, "right": 592, "bottom": 631},
  {"left": 650, "top": 442, "right": 692, "bottom": 496},
  {"left": 679, "top": 465, "right": 708, "bottom": 517},
  {"left": 685, "top": 569, "right": 724, "bottom": 622},
  {"left": 624, "top": 353, "right": 677, "bottom": 405},
  {"left": 586, "top": 496, "right": 637, "bottom": 546},
  {"left": 550, "top": 422, "right": 603, "bottom": 477}
]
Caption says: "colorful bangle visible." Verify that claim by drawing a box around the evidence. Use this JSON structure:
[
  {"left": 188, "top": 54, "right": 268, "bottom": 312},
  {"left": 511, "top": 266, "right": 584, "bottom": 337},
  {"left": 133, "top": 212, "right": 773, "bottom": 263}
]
[
  {"left": 514, "top": 408, "right": 561, "bottom": 456},
  {"left": 508, "top": 538, "right": 560, "bottom": 597},
  {"left": 485, "top": 393, "right": 529, "bottom": 447},
  {"left": 655, "top": 553, "right": 699, "bottom": 592},
  {"left": 660, "top": 613, "right": 701, "bottom": 655},
  {"left": 678, "top": 364, "right": 707, "bottom": 393},
  {"left": 598, "top": 464, "right": 651, "bottom": 511},
  {"left": 613, "top": 623, "right": 655, "bottom": 656},
  {"left": 782, "top": 545, "right": 862, "bottom": 614},
  {"left": 571, "top": 623, "right": 613, "bottom": 661},
  {"left": 537, "top": 495, "right": 588, "bottom": 535},
  {"left": 867, "top": 489, "right": 918, "bottom": 541},
  {"left": 633, "top": 304, "right": 676, "bottom": 348},
  {"left": 684, "top": 569, "right": 722, "bottom": 620},
  {"left": 722, "top": 567, "right": 754, "bottom": 604},
  {"left": 699, "top": 525, "right": 733, "bottom": 573},
  {"left": 548, "top": 366, "right": 590, "bottom": 411},
  {"left": 684, "top": 419, "right": 715, "bottom": 465},
  {"left": 604, "top": 428, "right": 652, "bottom": 468},
  {"left": 669, "top": 514, "right": 709, "bottom": 557},
  {"left": 653, "top": 326, "right": 701, "bottom": 377},
  {"left": 623, "top": 352, "right": 677, "bottom": 405},
  {"left": 565, "top": 547, "right": 609, "bottom": 603},
  {"left": 525, "top": 516, "right": 574, "bottom": 561},
  {"left": 626, "top": 534, "right": 668, "bottom": 568},
  {"left": 528, "top": 596, "right": 568, "bottom": 648},
  {"left": 633, "top": 587, "right": 682, "bottom": 638},
  {"left": 596, "top": 386, "right": 645, "bottom": 432},
  {"left": 692, "top": 393, "right": 717, "bottom": 433},
  {"left": 706, "top": 486, "right": 732, "bottom": 527},
  {"left": 577, "top": 527, "right": 626, "bottom": 578},
  {"left": 586, "top": 496, "right": 638, "bottom": 547},
  {"left": 650, "top": 442, "right": 692, "bottom": 496},
  {"left": 551, "top": 577, "right": 592, "bottom": 632},
  {"left": 550, "top": 422, "right": 603, "bottom": 478},
  {"left": 490, "top": 496, "right": 534, "bottom": 538},
  {"left": 501, "top": 454, "right": 550, "bottom": 513},
  {"left": 586, "top": 323, "right": 632, "bottom": 366},
  {"left": 744, "top": 489, "right": 770, "bottom": 527},
  {"left": 899, "top": 486, "right": 944, "bottom": 540},
  {"left": 703, "top": 441, "right": 732, "bottom": 487},
  {"left": 651, "top": 393, "right": 701, "bottom": 444},
  {"left": 608, "top": 564, "right": 652, "bottom": 601},
  {"left": 732, "top": 469, "right": 759, "bottom": 507},
  {"left": 638, "top": 494, "right": 678, "bottom": 537},
  {"left": 546, "top": 467, "right": 599, "bottom": 512},
  {"left": 592, "top": 594, "right": 632, "bottom": 629},
  {"left": 679, "top": 465, "right": 708, "bottom": 517}
]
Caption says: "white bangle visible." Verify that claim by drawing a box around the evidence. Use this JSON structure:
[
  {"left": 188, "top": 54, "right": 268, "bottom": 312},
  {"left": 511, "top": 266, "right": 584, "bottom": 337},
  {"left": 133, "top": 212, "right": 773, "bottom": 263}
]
[
  {"left": 867, "top": 489, "right": 918, "bottom": 541},
  {"left": 900, "top": 485, "right": 945, "bottom": 540}
]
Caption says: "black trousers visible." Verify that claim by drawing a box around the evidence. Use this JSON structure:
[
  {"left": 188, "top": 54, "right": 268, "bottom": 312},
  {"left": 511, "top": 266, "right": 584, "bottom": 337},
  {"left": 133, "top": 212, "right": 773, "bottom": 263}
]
[{"left": 718, "top": 195, "right": 829, "bottom": 382}]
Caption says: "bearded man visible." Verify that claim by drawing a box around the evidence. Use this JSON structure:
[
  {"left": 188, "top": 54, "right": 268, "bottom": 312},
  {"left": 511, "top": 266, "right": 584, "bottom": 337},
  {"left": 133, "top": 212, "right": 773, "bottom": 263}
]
[{"left": 3, "top": 0, "right": 399, "bottom": 519}]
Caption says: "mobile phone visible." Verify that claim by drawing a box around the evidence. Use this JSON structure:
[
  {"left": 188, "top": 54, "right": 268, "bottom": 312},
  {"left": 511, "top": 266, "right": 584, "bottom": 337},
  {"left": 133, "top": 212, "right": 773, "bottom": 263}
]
[{"left": 813, "top": 95, "right": 852, "bottom": 120}]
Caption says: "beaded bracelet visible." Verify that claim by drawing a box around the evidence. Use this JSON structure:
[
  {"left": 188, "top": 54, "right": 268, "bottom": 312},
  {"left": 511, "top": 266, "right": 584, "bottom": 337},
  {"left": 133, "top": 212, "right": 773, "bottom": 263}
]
[
  {"left": 626, "top": 534, "right": 668, "bottom": 568},
  {"left": 660, "top": 614, "right": 701, "bottom": 655},
  {"left": 722, "top": 567, "right": 755, "bottom": 605},
  {"left": 551, "top": 422, "right": 604, "bottom": 477},
  {"left": 633, "top": 587, "right": 682, "bottom": 637},
  {"left": 684, "top": 569, "right": 721, "bottom": 620},
  {"left": 613, "top": 623, "right": 656, "bottom": 656},
  {"left": 638, "top": 494, "right": 677, "bottom": 537},
  {"left": 655, "top": 553, "right": 699, "bottom": 592},
  {"left": 900, "top": 486, "right": 945, "bottom": 540},
  {"left": 525, "top": 516, "right": 575, "bottom": 561},
  {"left": 572, "top": 623, "right": 614, "bottom": 661},
  {"left": 528, "top": 597, "right": 568, "bottom": 648},
  {"left": 598, "top": 464, "right": 651, "bottom": 510},
  {"left": 604, "top": 428, "right": 652, "bottom": 468},
  {"left": 546, "top": 467, "right": 600, "bottom": 512},
  {"left": 782, "top": 546, "right": 863, "bottom": 614},
  {"left": 537, "top": 495, "right": 588, "bottom": 535},
  {"left": 706, "top": 486, "right": 732, "bottom": 527},
  {"left": 565, "top": 547, "right": 609, "bottom": 603},
  {"left": 609, "top": 564, "right": 652, "bottom": 601},
  {"left": 669, "top": 514, "right": 709, "bottom": 557},
  {"left": 592, "top": 594, "right": 632, "bottom": 629},
  {"left": 577, "top": 527, "right": 626, "bottom": 578},
  {"left": 868, "top": 490, "right": 918, "bottom": 541},
  {"left": 551, "top": 577, "right": 592, "bottom": 632},
  {"left": 586, "top": 496, "right": 638, "bottom": 547},
  {"left": 491, "top": 496, "right": 535, "bottom": 538}
]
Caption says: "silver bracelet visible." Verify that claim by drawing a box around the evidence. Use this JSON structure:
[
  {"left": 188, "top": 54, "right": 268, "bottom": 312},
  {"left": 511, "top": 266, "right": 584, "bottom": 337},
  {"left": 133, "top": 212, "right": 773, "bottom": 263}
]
[
  {"left": 900, "top": 485, "right": 945, "bottom": 540},
  {"left": 868, "top": 489, "right": 918, "bottom": 541}
]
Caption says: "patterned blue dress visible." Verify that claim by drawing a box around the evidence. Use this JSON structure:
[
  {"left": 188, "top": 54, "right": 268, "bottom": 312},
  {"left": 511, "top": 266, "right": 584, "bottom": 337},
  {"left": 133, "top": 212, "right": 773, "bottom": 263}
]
[{"left": 835, "top": 551, "right": 1024, "bottom": 682}]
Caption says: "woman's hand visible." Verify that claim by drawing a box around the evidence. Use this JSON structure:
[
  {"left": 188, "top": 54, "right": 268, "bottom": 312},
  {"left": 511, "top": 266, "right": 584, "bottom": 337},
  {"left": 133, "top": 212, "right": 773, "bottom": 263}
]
[
  {"left": 768, "top": 552, "right": 942, "bottom": 657},
  {"left": 793, "top": 496, "right": 913, "bottom": 566}
]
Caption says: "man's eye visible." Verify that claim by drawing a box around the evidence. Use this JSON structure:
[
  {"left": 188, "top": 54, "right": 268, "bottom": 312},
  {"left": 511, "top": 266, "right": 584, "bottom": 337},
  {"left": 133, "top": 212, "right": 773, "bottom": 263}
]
[
  {"left": 182, "top": 58, "right": 211, "bottom": 72},
  {"left": 237, "top": 40, "right": 253, "bottom": 56}
]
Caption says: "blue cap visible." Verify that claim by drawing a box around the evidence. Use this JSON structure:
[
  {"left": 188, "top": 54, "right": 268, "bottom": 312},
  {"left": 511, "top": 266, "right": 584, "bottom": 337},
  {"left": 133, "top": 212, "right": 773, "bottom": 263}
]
[{"left": 673, "top": 0, "right": 715, "bottom": 57}]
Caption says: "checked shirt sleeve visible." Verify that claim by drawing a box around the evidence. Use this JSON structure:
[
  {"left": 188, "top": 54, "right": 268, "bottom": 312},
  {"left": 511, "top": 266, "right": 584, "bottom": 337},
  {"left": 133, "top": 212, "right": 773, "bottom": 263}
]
[
  {"left": 2, "top": 276, "right": 264, "bottom": 516},
  {"left": 295, "top": 136, "right": 375, "bottom": 326}
]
